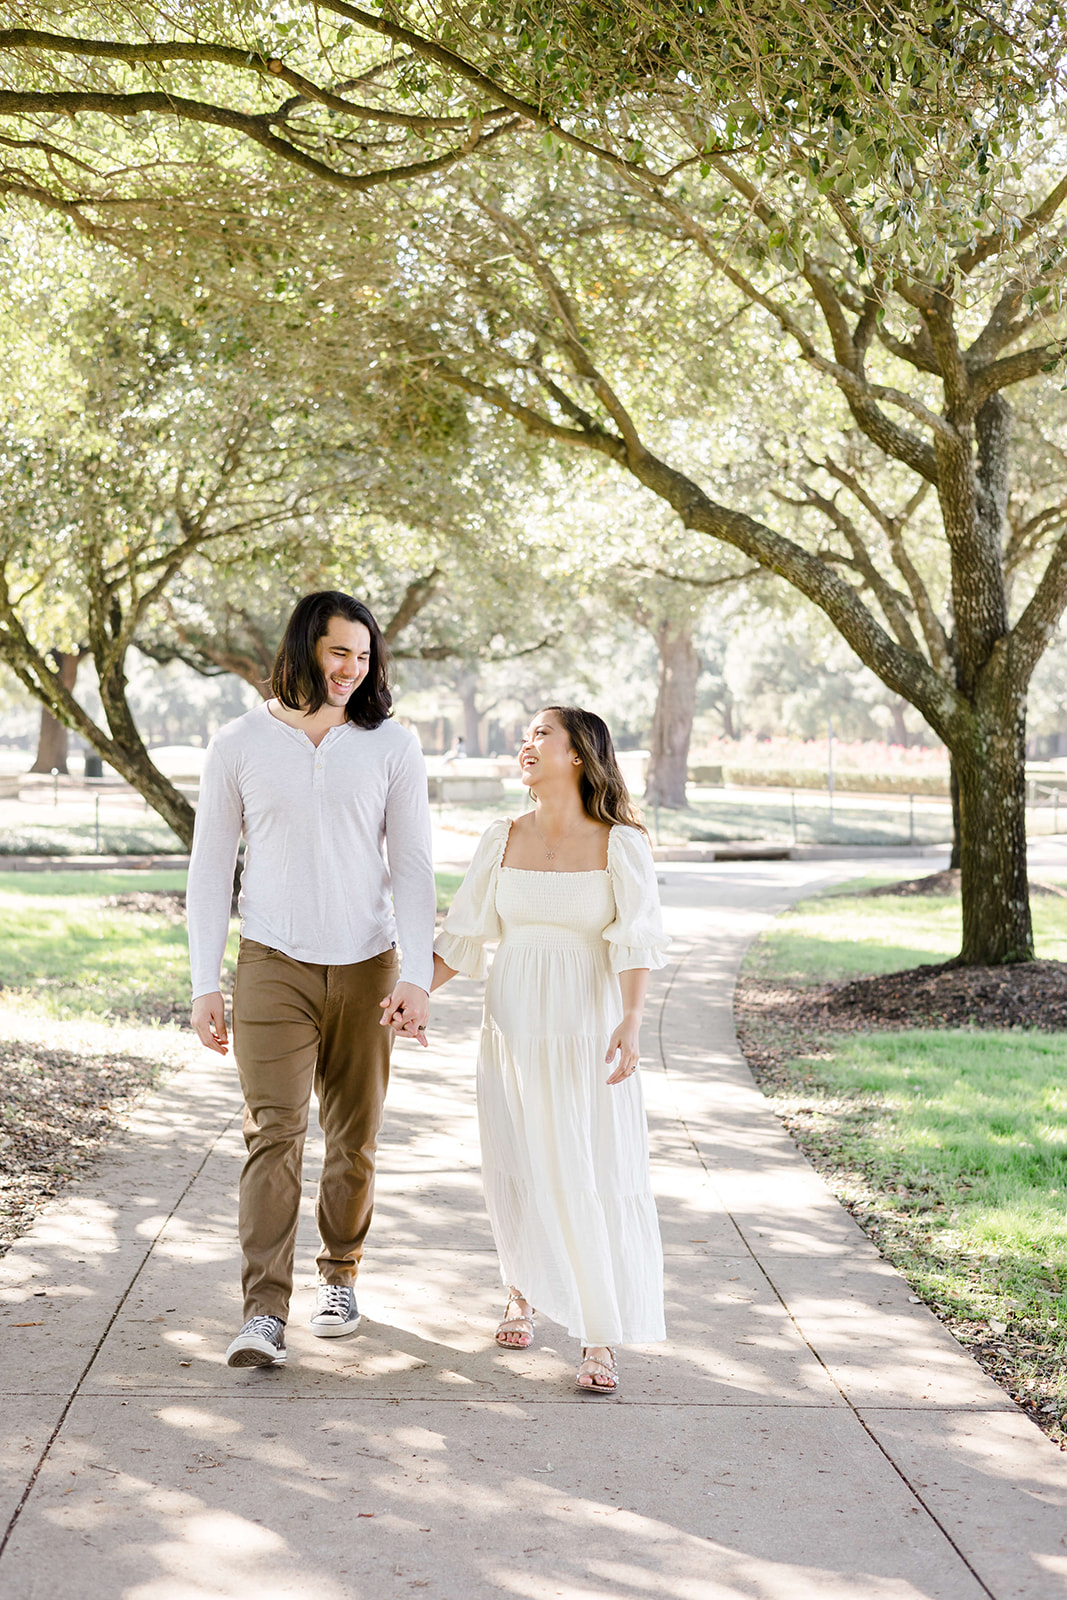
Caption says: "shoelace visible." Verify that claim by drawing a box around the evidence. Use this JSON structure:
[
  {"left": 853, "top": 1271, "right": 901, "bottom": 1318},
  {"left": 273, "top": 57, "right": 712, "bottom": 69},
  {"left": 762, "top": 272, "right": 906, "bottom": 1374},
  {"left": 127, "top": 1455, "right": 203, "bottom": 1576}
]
[
  {"left": 318, "top": 1285, "right": 352, "bottom": 1316},
  {"left": 243, "top": 1315, "right": 281, "bottom": 1340}
]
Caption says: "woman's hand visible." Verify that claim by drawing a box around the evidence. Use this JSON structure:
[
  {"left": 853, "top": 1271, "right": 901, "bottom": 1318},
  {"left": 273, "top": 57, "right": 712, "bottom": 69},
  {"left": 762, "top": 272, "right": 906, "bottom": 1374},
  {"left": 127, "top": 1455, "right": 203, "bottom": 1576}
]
[
  {"left": 379, "top": 980, "right": 430, "bottom": 1046},
  {"left": 605, "top": 1013, "right": 641, "bottom": 1085}
]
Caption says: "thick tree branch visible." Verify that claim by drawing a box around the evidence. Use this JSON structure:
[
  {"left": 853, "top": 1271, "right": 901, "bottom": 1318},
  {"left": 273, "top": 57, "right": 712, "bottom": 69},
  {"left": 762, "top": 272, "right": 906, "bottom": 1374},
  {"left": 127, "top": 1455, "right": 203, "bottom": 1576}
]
[
  {"left": 970, "top": 339, "right": 1067, "bottom": 410},
  {"left": 623, "top": 562, "right": 763, "bottom": 589},
  {"left": 0, "top": 174, "right": 106, "bottom": 238},
  {"left": 875, "top": 321, "right": 942, "bottom": 375},
  {"left": 623, "top": 444, "right": 962, "bottom": 738},
  {"left": 815, "top": 462, "right": 953, "bottom": 674},
  {"left": 641, "top": 190, "right": 942, "bottom": 480},
  {"left": 1005, "top": 531, "right": 1067, "bottom": 689},
  {"left": 431, "top": 362, "right": 626, "bottom": 460},
  {"left": 382, "top": 567, "right": 442, "bottom": 643},
  {"left": 482, "top": 203, "right": 648, "bottom": 460},
  {"left": 781, "top": 482, "right": 923, "bottom": 654},
  {"left": 957, "top": 170, "right": 1067, "bottom": 276},
  {"left": 966, "top": 283, "right": 1030, "bottom": 367},
  {"left": 0, "top": 90, "right": 520, "bottom": 194},
  {"left": 0, "top": 27, "right": 497, "bottom": 130},
  {"left": 318, "top": 0, "right": 671, "bottom": 181}
]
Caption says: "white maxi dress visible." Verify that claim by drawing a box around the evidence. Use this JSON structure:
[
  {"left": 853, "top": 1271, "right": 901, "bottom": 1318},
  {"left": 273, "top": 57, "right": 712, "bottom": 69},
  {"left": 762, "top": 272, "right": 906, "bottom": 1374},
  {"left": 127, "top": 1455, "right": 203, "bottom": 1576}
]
[{"left": 434, "top": 819, "right": 669, "bottom": 1346}]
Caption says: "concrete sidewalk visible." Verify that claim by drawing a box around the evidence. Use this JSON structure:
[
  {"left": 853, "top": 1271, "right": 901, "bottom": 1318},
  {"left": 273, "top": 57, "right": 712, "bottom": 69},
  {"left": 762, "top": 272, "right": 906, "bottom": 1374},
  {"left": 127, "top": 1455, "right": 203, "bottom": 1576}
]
[{"left": 1, "top": 858, "right": 1066, "bottom": 1599}]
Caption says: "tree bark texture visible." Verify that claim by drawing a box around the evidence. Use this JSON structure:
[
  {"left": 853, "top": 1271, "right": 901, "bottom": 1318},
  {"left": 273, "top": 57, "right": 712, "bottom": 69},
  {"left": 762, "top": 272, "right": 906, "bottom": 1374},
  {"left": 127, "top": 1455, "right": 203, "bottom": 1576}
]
[
  {"left": 949, "top": 758, "right": 962, "bottom": 871},
  {"left": 28, "top": 650, "right": 82, "bottom": 773},
  {"left": 424, "top": 179, "right": 1067, "bottom": 963},
  {"left": 953, "top": 687, "right": 1032, "bottom": 963},
  {"left": 645, "top": 619, "right": 699, "bottom": 808},
  {"left": 0, "top": 610, "right": 196, "bottom": 850},
  {"left": 459, "top": 674, "right": 484, "bottom": 755}
]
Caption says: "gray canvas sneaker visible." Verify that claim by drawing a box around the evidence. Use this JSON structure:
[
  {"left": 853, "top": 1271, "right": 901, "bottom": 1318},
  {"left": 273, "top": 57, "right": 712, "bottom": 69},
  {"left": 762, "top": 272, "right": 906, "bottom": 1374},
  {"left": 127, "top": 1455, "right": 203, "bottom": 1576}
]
[
  {"left": 309, "top": 1283, "right": 361, "bottom": 1337},
  {"left": 225, "top": 1314, "right": 287, "bottom": 1367}
]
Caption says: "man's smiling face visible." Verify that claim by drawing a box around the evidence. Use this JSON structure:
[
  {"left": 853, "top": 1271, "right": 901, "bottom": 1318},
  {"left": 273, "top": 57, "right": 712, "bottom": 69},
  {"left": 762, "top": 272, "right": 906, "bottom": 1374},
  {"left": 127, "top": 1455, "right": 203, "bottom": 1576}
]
[{"left": 314, "top": 616, "right": 372, "bottom": 708}]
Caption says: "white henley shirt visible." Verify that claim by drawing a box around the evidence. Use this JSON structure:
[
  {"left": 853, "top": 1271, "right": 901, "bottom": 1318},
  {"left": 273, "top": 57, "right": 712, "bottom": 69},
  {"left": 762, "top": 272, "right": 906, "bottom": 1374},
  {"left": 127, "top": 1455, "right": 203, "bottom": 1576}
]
[{"left": 186, "top": 701, "right": 435, "bottom": 999}]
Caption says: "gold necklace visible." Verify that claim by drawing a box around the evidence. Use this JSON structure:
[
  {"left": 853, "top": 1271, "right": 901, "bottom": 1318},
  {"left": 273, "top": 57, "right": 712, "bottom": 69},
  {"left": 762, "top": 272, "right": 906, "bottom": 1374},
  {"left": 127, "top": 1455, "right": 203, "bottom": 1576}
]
[{"left": 532, "top": 816, "right": 583, "bottom": 861}]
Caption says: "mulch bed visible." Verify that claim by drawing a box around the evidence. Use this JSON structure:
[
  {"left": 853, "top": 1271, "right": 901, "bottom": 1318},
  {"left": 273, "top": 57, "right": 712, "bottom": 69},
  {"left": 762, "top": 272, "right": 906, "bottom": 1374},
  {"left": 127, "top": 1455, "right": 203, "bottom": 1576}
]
[
  {"left": 0, "top": 1039, "right": 162, "bottom": 1256},
  {"left": 766, "top": 956, "right": 1067, "bottom": 1037},
  {"left": 735, "top": 912, "right": 1067, "bottom": 1450},
  {"left": 103, "top": 888, "right": 189, "bottom": 923}
]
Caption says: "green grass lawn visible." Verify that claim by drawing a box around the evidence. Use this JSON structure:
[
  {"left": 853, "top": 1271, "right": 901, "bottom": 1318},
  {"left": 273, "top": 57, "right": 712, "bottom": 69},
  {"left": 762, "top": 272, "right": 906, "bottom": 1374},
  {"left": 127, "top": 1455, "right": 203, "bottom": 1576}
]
[
  {"left": 747, "top": 882, "right": 1067, "bottom": 983},
  {"left": 741, "top": 877, "right": 1067, "bottom": 1438},
  {"left": 0, "top": 868, "right": 463, "bottom": 1022},
  {"left": 435, "top": 790, "right": 955, "bottom": 848},
  {"left": 0, "top": 871, "right": 207, "bottom": 1022},
  {"left": 0, "top": 817, "right": 187, "bottom": 856}
]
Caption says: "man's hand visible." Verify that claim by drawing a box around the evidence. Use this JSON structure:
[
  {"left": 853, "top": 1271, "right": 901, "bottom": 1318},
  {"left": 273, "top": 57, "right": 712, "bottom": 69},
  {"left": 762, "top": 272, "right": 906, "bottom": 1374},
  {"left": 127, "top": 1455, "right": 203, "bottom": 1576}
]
[
  {"left": 191, "top": 991, "right": 229, "bottom": 1055},
  {"left": 379, "top": 980, "right": 430, "bottom": 1047}
]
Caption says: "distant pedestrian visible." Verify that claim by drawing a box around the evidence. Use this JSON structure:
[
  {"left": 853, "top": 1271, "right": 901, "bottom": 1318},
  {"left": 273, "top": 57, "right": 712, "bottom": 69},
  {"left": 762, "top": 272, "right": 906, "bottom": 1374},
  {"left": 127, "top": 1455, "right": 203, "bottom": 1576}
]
[
  {"left": 187, "top": 591, "right": 435, "bottom": 1368},
  {"left": 430, "top": 706, "right": 667, "bottom": 1392},
  {"left": 442, "top": 735, "right": 467, "bottom": 765}
]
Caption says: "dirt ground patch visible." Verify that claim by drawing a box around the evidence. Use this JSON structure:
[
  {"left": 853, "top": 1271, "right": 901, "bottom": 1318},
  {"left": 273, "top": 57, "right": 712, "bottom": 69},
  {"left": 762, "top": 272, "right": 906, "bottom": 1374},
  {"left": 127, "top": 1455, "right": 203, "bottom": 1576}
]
[
  {"left": 783, "top": 955, "right": 1067, "bottom": 1033},
  {"left": 0, "top": 1039, "right": 163, "bottom": 1255},
  {"left": 103, "top": 888, "right": 188, "bottom": 922},
  {"left": 859, "top": 867, "right": 1067, "bottom": 902}
]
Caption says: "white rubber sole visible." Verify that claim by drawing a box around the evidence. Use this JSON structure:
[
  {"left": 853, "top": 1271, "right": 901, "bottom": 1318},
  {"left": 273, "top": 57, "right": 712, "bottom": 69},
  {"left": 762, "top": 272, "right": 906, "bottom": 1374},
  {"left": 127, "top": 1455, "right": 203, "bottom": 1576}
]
[
  {"left": 309, "top": 1313, "right": 362, "bottom": 1339},
  {"left": 226, "top": 1335, "right": 287, "bottom": 1367}
]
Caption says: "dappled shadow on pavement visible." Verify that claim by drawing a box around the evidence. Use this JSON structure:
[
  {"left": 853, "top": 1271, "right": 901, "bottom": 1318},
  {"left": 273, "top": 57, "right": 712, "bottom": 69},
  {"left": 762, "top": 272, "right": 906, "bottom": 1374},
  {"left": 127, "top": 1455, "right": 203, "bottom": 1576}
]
[{"left": 2, "top": 872, "right": 1066, "bottom": 1597}]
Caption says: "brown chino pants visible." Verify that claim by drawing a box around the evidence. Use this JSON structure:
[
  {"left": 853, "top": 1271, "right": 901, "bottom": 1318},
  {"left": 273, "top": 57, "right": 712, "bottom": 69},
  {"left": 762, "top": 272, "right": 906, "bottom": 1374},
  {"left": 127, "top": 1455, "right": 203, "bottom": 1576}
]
[{"left": 231, "top": 938, "right": 399, "bottom": 1321}]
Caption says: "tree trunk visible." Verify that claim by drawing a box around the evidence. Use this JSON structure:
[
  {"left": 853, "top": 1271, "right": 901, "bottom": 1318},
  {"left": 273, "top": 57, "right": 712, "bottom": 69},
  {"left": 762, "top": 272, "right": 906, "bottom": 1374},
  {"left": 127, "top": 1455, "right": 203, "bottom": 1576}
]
[
  {"left": 459, "top": 672, "right": 484, "bottom": 756},
  {"left": 645, "top": 618, "right": 699, "bottom": 808},
  {"left": 951, "top": 686, "right": 1032, "bottom": 964},
  {"left": 28, "top": 651, "right": 81, "bottom": 773},
  {"left": 95, "top": 658, "right": 196, "bottom": 849},
  {"left": 888, "top": 699, "right": 909, "bottom": 747},
  {"left": 949, "top": 757, "right": 961, "bottom": 870}
]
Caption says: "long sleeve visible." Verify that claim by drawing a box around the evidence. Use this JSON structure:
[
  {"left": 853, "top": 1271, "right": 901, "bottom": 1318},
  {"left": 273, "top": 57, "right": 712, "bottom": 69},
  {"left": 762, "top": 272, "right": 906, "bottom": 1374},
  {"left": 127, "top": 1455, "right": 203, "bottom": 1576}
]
[
  {"left": 383, "top": 733, "right": 436, "bottom": 992},
  {"left": 433, "top": 817, "right": 510, "bottom": 979},
  {"left": 603, "top": 825, "right": 670, "bottom": 974},
  {"left": 186, "top": 735, "right": 244, "bottom": 1000}
]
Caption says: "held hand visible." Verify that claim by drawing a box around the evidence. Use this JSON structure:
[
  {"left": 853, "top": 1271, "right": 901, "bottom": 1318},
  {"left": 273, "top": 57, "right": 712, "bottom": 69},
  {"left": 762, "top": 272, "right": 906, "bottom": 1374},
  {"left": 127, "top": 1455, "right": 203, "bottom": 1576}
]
[
  {"left": 605, "top": 1016, "right": 641, "bottom": 1085},
  {"left": 191, "top": 991, "right": 229, "bottom": 1056},
  {"left": 379, "top": 980, "right": 430, "bottom": 1047}
]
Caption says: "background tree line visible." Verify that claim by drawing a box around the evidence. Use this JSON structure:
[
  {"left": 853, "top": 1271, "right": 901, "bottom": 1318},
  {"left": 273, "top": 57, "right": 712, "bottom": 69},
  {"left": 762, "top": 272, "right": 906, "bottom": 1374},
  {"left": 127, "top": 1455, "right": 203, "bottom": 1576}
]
[{"left": 3, "top": 3, "right": 1067, "bottom": 961}]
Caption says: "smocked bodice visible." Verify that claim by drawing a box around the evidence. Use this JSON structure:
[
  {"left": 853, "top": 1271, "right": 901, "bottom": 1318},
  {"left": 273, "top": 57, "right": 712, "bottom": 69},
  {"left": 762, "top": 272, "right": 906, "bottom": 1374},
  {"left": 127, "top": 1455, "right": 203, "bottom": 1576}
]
[{"left": 495, "top": 867, "right": 616, "bottom": 949}]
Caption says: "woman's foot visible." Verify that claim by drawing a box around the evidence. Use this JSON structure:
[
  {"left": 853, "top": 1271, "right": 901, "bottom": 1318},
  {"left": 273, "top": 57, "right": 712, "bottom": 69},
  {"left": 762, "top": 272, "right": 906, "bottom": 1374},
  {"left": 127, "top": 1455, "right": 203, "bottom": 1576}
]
[
  {"left": 576, "top": 1346, "right": 618, "bottom": 1392},
  {"left": 495, "top": 1288, "right": 535, "bottom": 1348}
]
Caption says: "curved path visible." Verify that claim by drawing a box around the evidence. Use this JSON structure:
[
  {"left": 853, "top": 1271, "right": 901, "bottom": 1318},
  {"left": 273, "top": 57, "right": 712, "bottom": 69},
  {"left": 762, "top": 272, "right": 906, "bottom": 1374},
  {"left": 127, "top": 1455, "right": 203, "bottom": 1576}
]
[{"left": 0, "top": 857, "right": 1065, "bottom": 1599}]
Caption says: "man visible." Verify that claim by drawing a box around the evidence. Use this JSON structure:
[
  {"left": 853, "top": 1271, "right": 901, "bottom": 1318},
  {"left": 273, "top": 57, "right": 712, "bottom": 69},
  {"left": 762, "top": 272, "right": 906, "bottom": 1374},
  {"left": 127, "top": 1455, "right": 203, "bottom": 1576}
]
[{"left": 188, "top": 590, "right": 435, "bottom": 1367}]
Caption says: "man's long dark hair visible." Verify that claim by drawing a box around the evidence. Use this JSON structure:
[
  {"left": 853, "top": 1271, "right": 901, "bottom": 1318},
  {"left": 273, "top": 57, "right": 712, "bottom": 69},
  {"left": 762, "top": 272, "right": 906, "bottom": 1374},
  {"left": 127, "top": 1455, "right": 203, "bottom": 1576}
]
[{"left": 271, "top": 591, "right": 392, "bottom": 728}]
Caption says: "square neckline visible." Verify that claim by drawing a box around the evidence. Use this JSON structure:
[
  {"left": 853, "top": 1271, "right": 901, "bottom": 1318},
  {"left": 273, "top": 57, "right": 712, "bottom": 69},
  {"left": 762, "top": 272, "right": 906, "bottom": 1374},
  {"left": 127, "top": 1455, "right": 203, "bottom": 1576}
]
[
  {"left": 499, "top": 817, "right": 612, "bottom": 876},
  {"left": 499, "top": 865, "right": 610, "bottom": 876}
]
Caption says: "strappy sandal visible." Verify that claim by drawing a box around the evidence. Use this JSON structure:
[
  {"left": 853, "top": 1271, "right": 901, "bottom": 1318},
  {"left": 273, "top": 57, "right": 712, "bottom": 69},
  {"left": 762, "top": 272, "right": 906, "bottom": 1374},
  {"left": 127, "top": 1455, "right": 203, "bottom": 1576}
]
[
  {"left": 495, "top": 1288, "right": 535, "bottom": 1349},
  {"left": 576, "top": 1347, "right": 618, "bottom": 1393}
]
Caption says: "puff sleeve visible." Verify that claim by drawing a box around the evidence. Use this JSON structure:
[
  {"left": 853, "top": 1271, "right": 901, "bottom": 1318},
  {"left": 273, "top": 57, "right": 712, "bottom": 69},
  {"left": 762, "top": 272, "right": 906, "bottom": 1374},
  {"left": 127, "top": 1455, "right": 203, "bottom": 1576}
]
[
  {"left": 602, "top": 825, "right": 670, "bottom": 974},
  {"left": 433, "top": 817, "right": 511, "bottom": 980}
]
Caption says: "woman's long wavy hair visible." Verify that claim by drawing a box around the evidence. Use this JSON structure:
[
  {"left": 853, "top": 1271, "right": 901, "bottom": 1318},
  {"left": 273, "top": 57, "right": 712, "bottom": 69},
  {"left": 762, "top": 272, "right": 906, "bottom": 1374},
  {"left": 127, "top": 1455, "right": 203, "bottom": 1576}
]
[
  {"left": 545, "top": 705, "right": 645, "bottom": 831},
  {"left": 271, "top": 591, "right": 392, "bottom": 728}
]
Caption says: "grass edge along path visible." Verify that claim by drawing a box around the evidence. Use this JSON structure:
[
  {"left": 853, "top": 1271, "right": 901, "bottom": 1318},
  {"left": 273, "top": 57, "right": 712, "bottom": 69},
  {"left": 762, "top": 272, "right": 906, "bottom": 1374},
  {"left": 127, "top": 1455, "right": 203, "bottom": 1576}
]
[
  {"left": 0, "top": 870, "right": 463, "bottom": 1254},
  {"left": 734, "top": 879, "right": 1067, "bottom": 1451}
]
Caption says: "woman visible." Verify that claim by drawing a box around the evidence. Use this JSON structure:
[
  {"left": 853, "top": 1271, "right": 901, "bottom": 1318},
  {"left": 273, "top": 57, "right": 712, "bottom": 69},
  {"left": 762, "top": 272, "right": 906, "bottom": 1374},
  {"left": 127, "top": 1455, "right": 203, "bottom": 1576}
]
[{"left": 431, "top": 706, "right": 668, "bottom": 1392}]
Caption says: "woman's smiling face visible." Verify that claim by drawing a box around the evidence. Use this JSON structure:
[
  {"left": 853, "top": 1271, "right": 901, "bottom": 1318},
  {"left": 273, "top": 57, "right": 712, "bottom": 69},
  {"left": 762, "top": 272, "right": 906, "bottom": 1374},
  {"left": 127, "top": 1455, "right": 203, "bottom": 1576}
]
[{"left": 518, "top": 709, "right": 580, "bottom": 789}]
